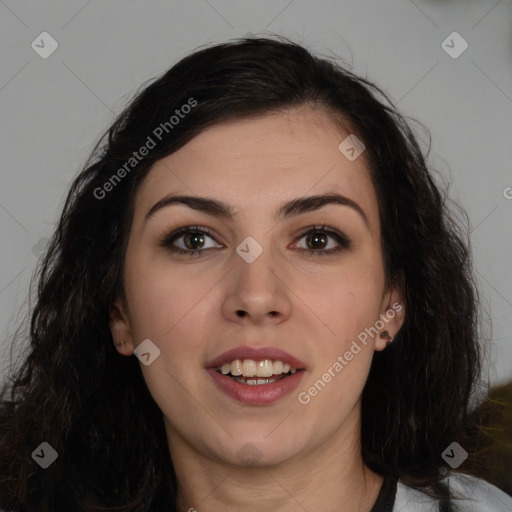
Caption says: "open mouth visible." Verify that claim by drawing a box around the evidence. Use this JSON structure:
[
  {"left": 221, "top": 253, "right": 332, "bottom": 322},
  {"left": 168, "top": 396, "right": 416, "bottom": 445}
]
[
  {"left": 215, "top": 358, "right": 299, "bottom": 386},
  {"left": 207, "top": 354, "right": 307, "bottom": 404},
  {"left": 216, "top": 369, "right": 298, "bottom": 385}
]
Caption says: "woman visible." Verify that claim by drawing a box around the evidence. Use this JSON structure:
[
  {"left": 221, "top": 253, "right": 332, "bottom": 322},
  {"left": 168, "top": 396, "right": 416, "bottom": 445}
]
[{"left": 1, "top": 36, "right": 510, "bottom": 511}]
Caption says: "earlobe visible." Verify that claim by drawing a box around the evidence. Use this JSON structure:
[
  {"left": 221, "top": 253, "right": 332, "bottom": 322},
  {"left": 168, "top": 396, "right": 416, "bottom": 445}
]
[
  {"left": 375, "top": 288, "right": 405, "bottom": 351},
  {"left": 109, "top": 296, "right": 135, "bottom": 354}
]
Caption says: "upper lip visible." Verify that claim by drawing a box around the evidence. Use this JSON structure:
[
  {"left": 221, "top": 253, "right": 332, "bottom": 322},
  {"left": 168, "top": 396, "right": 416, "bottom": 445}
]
[{"left": 206, "top": 346, "right": 306, "bottom": 370}]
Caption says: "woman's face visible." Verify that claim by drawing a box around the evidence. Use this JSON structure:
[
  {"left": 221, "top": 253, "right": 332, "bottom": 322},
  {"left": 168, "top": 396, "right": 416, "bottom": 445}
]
[{"left": 110, "top": 107, "right": 404, "bottom": 467}]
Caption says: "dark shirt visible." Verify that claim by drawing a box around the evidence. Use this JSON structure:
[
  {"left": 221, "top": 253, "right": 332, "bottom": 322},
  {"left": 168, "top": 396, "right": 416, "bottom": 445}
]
[{"left": 370, "top": 477, "right": 397, "bottom": 512}]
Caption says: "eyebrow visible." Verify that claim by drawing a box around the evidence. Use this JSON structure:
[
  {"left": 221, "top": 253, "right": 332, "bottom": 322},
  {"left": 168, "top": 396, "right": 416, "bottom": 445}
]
[{"left": 144, "top": 192, "right": 369, "bottom": 228}]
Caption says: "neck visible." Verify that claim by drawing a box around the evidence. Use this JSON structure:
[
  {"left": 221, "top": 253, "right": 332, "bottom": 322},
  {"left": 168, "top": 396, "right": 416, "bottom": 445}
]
[{"left": 166, "top": 409, "right": 384, "bottom": 512}]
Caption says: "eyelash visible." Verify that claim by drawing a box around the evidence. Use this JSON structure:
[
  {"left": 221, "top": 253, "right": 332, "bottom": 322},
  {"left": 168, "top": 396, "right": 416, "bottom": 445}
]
[{"left": 158, "top": 225, "right": 351, "bottom": 257}]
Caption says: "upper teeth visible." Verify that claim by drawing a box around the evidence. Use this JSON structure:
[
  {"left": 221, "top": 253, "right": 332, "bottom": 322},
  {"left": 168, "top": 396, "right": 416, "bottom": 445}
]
[{"left": 219, "top": 359, "right": 297, "bottom": 377}]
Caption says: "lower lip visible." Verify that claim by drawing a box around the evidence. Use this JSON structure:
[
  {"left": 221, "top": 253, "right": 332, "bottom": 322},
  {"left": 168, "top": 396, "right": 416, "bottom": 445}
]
[{"left": 207, "top": 368, "right": 306, "bottom": 405}]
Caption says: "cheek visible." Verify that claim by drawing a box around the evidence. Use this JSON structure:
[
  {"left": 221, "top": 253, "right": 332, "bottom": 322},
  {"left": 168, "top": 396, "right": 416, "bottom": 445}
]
[
  {"left": 308, "top": 258, "right": 384, "bottom": 336},
  {"left": 122, "top": 256, "right": 218, "bottom": 410},
  {"left": 300, "top": 254, "right": 384, "bottom": 396},
  {"left": 298, "top": 277, "right": 381, "bottom": 414},
  {"left": 123, "top": 249, "right": 218, "bottom": 351}
]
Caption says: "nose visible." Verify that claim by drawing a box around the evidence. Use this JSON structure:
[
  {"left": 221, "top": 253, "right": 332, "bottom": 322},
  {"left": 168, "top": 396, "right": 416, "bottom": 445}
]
[{"left": 222, "top": 242, "right": 292, "bottom": 325}]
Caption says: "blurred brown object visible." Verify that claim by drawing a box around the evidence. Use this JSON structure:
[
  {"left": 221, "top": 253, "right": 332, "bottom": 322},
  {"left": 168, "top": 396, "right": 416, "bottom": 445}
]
[{"left": 463, "top": 380, "right": 512, "bottom": 495}]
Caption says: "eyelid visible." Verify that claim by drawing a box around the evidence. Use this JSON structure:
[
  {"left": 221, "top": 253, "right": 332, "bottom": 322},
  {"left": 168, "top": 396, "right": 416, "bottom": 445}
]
[
  {"left": 158, "top": 225, "right": 221, "bottom": 248},
  {"left": 159, "top": 224, "right": 351, "bottom": 256},
  {"left": 292, "top": 224, "right": 351, "bottom": 252}
]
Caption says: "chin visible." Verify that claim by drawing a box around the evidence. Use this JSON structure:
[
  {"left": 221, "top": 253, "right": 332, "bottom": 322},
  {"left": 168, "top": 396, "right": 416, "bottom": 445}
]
[{"left": 210, "top": 433, "right": 304, "bottom": 468}]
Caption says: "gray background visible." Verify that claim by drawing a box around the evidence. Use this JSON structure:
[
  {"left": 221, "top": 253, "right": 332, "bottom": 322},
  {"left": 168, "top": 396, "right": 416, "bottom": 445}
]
[{"left": 1, "top": 0, "right": 511, "bottom": 387}]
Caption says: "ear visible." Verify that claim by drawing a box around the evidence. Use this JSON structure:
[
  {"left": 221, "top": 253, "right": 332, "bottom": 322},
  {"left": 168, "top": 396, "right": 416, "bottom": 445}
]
[
  {"left": 109, "top": 295, "right": 135, "bottom": 355},
  {"left": 374, "top": 286, "right": 405, "bottom": 352}
]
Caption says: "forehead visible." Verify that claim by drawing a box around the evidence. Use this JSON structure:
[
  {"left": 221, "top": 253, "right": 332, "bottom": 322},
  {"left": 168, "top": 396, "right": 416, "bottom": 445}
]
[
  {"left": 160, "top": 107, "right": 366, "bottom": 175},
  {"left": 134, "top": 108, "right": 379, "bottom": 230}
]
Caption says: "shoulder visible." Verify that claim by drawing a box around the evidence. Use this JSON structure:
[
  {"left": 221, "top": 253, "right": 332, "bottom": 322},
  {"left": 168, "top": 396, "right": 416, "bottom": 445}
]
[
  {"left": 446, "top": 473, "right": 512, "bottom": 511},
  {"left": 393, "top": 472, "right": 512, "bottom": 511}
]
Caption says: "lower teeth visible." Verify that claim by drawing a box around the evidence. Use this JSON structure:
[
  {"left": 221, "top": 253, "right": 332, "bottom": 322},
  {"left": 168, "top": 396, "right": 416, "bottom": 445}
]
[
  {"left": 235, "top": 377, "right": 277, "bottom": 385},
  {"left": 226, "top": 373, "right": 290, "bottom": 385}
]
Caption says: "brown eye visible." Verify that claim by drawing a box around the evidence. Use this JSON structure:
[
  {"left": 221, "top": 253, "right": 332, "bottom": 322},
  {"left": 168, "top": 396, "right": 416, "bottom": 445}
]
[
  {"left": 160, "top": 226, "right": 222, "bottom": 256},
  {"left": 183, "top": 231, "right": 206, "bottom": 250},
  {"left": 295, "top": 226, "right": 351, "bottom": 256},
  {"left": 159, "top": 224, "right": 351, "bottom": 258},
  {"left": 305, "top": 232, "right": 328, "bottom": 250}
]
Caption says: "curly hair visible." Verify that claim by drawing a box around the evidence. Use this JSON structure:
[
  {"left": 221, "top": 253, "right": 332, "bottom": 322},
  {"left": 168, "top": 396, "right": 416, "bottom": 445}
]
[{"left": 0, "top": 36, "right": 485, "bottom": 511}]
